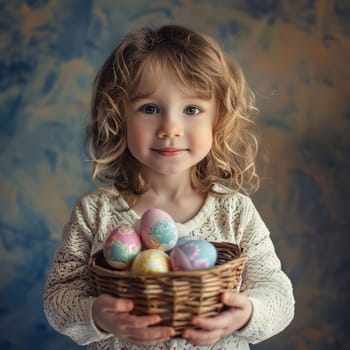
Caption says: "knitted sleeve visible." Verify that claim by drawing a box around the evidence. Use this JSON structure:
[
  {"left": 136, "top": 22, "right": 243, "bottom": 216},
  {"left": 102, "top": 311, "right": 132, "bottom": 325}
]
[
  {"left": 233, "top": 196, "right": 295, "bottom": 344},
  {"left": 43, "top": 198, "right": 112, "bottom": 346}
]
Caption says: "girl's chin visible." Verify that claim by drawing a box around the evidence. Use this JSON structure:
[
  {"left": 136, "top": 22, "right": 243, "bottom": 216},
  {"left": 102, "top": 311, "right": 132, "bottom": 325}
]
[{"left": 142, "top": 167, "right": 191, "bottom": 178}]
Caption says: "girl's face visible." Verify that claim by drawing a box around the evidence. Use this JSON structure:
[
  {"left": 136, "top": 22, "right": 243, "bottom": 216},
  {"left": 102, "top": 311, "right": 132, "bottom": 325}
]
[{"left": 125, "top": 68, "right": 216, "bottom": 179}]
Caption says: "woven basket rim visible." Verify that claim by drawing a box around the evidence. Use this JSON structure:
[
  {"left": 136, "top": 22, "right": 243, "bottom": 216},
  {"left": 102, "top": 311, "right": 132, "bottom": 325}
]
[{"left": 89, "top": 241, "right": 247, "bottom": 278}]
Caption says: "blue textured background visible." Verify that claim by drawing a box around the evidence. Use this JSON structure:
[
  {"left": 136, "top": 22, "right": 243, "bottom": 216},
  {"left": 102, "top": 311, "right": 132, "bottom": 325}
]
[{"left": 1, "top": 1, "right": 349, "bottom": 349}]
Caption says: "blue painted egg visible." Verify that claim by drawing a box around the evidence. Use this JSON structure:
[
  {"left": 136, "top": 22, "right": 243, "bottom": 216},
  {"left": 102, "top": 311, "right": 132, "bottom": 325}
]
[
  {"left": 170, "top": 239, "right": 217, "bottom": 271},
  {"left": 168, "top": 235, "right": 200, "bottom": 254}
]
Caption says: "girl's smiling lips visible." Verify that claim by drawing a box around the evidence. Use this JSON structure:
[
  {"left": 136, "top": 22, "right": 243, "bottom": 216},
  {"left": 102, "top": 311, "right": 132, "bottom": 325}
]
[{"left": 151, "top": 147, "right": 188, "bottom": 156}]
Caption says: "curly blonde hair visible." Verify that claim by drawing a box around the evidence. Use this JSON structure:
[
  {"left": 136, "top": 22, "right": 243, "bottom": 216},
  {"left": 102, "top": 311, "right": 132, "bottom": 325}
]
[{"left": 86, "top": 24, "right": 259, "bottom": 204}]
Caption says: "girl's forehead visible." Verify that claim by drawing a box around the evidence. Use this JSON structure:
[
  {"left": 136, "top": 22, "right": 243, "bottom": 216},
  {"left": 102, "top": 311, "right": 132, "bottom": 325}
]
[
  {"left": 135, "top": 65, "right": 177, "bottom": 93},
  {"left": 131, "top": 60, "right": 211, "bottom": 99}
]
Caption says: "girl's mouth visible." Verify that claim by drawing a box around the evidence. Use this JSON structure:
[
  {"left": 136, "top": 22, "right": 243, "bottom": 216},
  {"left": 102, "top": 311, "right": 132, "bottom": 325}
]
[{"left": 151, "top": 148, "right": 187, "bottom": 156}]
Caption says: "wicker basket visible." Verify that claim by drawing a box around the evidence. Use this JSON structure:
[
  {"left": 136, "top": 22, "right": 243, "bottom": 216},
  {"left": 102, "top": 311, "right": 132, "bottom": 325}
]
[{"left": 89, "top": 241, "right": 247, "bottom": 335}]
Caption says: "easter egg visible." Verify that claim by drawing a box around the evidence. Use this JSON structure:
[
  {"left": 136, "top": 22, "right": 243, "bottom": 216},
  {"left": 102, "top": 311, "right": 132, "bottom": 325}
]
[
  {"left": 168, "top": 235, "right": 200, "bottom": 254},
  {"left": 131, "top": 249, "right": 171, "bottom": 273},
  {"left": 103, "top": 225, "right": 141, "bottom": 269},
  {"left": 140, "top": 208, "right": 178, "bottom": 251},
  {"left": 170, "top": 239, "right": 217, "bottom": 271}
]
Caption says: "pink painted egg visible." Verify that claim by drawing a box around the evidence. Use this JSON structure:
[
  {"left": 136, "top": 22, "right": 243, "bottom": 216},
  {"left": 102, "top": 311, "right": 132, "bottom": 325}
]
[
  {"left": 140, "top": 208, "right": 178, "bottom": 251},
  {"left": 131, "top": 249, "right": 171, "bottom": 273},
  {"left": 170, "top": 239, "right": 217, "bottom": 271},
  {"left": 103, "top": 224, "right": 141, "bottom": 269}
]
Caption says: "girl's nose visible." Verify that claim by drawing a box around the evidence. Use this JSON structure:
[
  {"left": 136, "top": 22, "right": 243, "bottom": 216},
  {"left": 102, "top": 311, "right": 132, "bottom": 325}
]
[{"left": 157, "top": 116, "right": 184, "bottom": 139}]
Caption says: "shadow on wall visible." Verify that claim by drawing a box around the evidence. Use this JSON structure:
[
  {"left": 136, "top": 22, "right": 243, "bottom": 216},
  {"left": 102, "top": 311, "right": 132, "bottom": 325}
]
[{"left": 0, "top": 1, "right": 349, "bottom": 349}]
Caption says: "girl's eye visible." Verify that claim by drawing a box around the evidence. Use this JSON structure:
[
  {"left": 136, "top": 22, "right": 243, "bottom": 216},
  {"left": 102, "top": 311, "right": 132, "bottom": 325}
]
[
  {"left": 184, "top": 106, "right": 201, "bottom": 116},
  {"left": 139, "top": 104, "right": 159, "bottom": 114}
]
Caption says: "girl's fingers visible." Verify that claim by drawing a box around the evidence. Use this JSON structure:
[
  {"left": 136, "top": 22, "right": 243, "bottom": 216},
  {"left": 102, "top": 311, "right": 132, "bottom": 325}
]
[
  {"left": 111, "top": 313, "right": 175, "bottom": 337},
  {"left": 93, "top": 294, "right": 176, "bottom": 345},
  {"left": 221, "top": 291, "right": 247, "bottom": 308},
  {"left": 97, "top": 294, "right": 134, "bottom": 312},
  {"left": 182, "top": 327, "right": 225, "bottom": 346},
  {"left": 190, "top": 307, "right": 238, "bottom": 330},
  {"left": 183, "top": 292, "right": 253, "bottom": 347},
  {"left": 191, "top": 315, "right": 223, "bottom": 330},
  {"left": 124, "top": 314, "right": 162, "bottom": 328},
  {"left": 127, "top": 326, "right": 175, "bottom": 345}
]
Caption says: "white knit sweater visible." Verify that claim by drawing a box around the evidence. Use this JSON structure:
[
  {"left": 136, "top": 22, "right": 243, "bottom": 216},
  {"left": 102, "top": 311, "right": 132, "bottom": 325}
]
[{"left": 43, "top": 184, "right": 294, "bottom": 350}]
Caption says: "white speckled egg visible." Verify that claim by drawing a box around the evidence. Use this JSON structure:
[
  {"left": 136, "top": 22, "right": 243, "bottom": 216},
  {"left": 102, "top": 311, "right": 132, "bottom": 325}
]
[
  {"left": 103, "top": 225, "right": 141, "bottom": 269},
  {"left": 140, "top": 208, "right": 178, "bottom": 251},
  {"left": 170, "top": 239, "right": 217, "bottom": 271},
  {"left": 131, "top": 249, "right": 171, "bottom": 273}
]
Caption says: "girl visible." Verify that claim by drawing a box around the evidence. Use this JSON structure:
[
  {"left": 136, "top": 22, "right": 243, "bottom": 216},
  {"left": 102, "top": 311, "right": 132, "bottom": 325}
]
[{"left": 44, "top": 24, "right": 294, "bottom": 350}]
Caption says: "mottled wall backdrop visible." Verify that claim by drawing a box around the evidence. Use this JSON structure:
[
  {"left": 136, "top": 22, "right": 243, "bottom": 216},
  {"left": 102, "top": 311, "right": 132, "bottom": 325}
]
[{"left": 1, "top": 1, "right": 349, "bottom": 349}]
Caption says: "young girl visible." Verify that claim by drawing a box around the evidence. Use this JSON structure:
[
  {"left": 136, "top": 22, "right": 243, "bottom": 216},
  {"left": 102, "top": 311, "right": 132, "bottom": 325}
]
[{"left": 44, "top": 24, "right": 294, "bottom": 350}]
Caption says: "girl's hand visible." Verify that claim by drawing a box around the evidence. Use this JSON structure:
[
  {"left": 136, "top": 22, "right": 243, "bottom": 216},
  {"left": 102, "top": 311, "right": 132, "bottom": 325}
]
[
  {"left": 182, "top": 292, "right": 253, "bottom": 347},
  {"left": 92, "top": 294, "right": 175, "bottom": 346}
]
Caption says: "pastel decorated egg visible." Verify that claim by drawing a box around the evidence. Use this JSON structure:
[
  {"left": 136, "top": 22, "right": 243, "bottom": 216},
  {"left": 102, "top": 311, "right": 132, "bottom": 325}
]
[
  {"left": 140, "top": 208, "right": 178, "bottom": 251},
  {"left": 170, "top": 239, "right": 217, "bottom": 271},
  {"left": 168, "top": 235, "right": 200, "bottom": 254},
  {"left": 131, "top": 249, "right": 171, "bottom": 273},
  {"left": 103, "top": 225, "right": 141, "bottom": 269}
]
